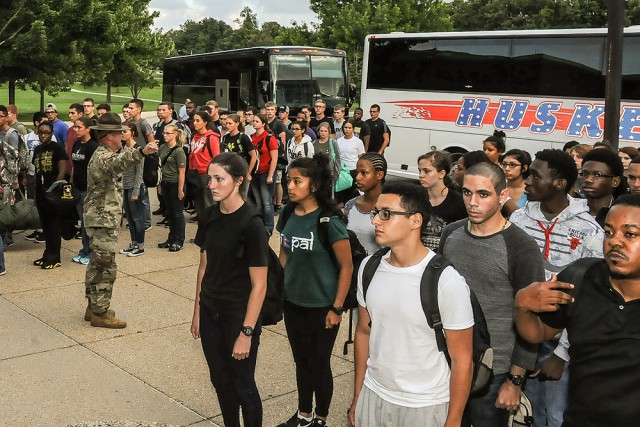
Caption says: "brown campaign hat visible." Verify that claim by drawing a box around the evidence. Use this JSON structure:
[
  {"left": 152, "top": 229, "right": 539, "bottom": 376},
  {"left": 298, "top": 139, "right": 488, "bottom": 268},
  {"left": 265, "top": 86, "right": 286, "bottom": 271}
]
[{"left": 90, "top": 112, "right": 129, "bottom": 131}]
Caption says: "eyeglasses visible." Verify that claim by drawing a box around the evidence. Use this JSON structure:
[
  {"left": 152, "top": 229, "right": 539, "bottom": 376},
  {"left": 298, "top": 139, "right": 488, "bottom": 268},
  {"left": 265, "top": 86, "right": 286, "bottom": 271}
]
[
  {"left": 370, "top": 208, "right": 417, "bottom": 221},
  {"left": 500, "top": 162, "right": 522, "bottom": 169},
  {"left": 291, "top": 127, "right": 302, "bottom": 131},
  {"left": 45, "top": 111, "right": 56, "bottom": 114},
  {"left": 578, "top": 171, "right": 616, "bottom": 179}
]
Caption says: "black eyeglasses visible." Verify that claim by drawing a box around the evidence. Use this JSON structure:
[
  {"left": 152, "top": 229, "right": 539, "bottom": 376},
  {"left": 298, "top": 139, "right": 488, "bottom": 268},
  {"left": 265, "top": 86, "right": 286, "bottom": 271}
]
[
  {"left": 578, "top": 171, "right": 616, "bottom": 179},
  {"left": 370, "top": 208, "right": 417, "bottom": 221},
  {"left": 500, "top": 162, "right": 522, "bottom": 169}
]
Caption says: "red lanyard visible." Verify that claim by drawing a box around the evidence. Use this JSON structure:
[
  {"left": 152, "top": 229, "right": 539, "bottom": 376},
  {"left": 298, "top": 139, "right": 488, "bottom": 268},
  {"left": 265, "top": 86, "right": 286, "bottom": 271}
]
[{"left": 537, "top": 218, "right": 559, "bottom": 260}]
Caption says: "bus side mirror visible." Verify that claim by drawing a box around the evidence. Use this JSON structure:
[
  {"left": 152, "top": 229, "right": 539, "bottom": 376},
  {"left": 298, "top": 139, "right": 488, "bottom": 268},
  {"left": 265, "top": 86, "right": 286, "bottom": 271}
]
[{"left": 260, "top": 80, "right": 269, "bottom": 102}]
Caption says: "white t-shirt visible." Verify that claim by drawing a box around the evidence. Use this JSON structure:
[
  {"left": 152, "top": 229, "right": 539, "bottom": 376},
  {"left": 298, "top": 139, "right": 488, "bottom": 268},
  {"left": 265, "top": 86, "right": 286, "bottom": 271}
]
[
  {"left": 357, "top": 250, "right": 474, "bottom": 408},
  {"left": 345, "top": 197, "right": 382, "bottom": 256},
  {"left": 337, "top": 136, "right": 365, "bottom": 170}
]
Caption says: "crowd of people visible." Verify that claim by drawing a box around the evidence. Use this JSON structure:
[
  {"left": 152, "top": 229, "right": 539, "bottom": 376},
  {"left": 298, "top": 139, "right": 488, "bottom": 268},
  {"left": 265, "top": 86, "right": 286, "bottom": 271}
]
[{"left": 1, "top": 96, "right": 639, "bottom": 427}]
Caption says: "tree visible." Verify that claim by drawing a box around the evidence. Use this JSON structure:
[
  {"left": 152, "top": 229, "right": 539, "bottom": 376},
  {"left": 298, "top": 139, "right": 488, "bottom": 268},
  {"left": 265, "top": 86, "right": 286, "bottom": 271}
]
[
  {"left": 168, "top": 18, "right": 233, "bottom": 55},
  {"left": 448, "top": 0, "right": 640, "bottom": 31},
  {"left": 310, "top": 0, "right": 452, "bottom": 93}
]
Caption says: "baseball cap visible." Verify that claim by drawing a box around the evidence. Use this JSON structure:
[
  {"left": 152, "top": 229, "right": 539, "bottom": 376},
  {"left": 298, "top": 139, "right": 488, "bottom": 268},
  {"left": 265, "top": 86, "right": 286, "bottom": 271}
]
[
  {"left": 278, "top": 105, "right": 289, "bottom": 114},
  {"left": 46, "top": 103, "right": 58, "bottom": 112}
]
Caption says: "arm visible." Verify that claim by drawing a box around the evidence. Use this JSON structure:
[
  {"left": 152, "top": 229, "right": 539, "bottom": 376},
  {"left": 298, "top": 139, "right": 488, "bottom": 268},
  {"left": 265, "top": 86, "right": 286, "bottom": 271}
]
[
  {"left": 326, "top": 238, "right": 353, "bottom": 328},
  {"left": 278, "top": 246, "right": 287, "bottom": 268},
  {"left": 267, "top": 149, "right": 278, "bottom": 184},
  {"left": 444, "top": 327, "right": 474, "bottom": 427},
  {"left": 495, "top": 365, "right": 526, "bottom": 411},
  {"left": 56, "top": 159, "right": 66, "bottom": 181},
  {"left": 191, "top": 251, "right": 207, "bottom": 339},
  {"left": 178, "top": 166, "right": 186, "bottom": 200},
  {"left": 513, "top": 275, "right": 571, "bottom": 344},
  {"left": 378, "top": 132, "right": 390, "bottom": 154},
  {"left": 132, "top": 158, "right": 144, "bottom": 200},
  {"left": 246, "top": 148, "right": 257, "bottom": 182},
  {"left": 232, "top": 266, "right": 268, "bottom": 360},
  {"left": 348, "top": 305, "right": 371, "bottom": 426}
]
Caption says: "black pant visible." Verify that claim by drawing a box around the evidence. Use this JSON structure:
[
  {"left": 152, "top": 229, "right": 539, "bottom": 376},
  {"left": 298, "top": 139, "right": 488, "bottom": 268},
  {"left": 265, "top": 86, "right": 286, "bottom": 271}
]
[
  {"left": 161, "top": 181, "right": 185, "bottom": 245},
  {"left": 284, "top": 301, "right": 340, "bottom": 417},
  {"left": 199, "top": 307, "right": 262, "bottom": 427},
  {"left": 36, "top": 198, "right": 62, "bottom": 264}
]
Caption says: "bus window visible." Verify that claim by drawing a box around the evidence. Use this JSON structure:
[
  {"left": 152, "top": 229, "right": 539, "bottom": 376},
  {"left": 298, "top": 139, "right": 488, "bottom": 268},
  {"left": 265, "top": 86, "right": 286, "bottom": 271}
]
[
  {"left": 622, "top": 38, "right": 640, "bottom": 100},
  {"left": 310, "top": 56, "right": 347, "bottom": 107}
]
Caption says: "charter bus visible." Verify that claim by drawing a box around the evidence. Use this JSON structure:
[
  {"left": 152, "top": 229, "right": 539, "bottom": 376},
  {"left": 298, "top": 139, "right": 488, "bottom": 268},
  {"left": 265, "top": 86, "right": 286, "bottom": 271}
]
[
  {"left": 162, "top": 46, "right": 353, "bottom": 115},
  {"left": 360, "top": 28, "right": 640, "bottom": 177}
]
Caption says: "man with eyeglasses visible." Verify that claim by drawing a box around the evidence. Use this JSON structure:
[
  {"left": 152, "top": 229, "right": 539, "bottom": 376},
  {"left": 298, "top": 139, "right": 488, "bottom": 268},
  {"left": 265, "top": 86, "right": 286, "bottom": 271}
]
[
  {"left": 365, "top": 104, "right": 390, "bottom": 154},
  {"left": 349, "top": 182, "right": 474, "bottom": 427},
  {"left": 578, "top": 148, "right": 625, "bottom": 228},
  {"left": 627, "top": 157, "right": 640, "bottom": 194},
  {"left": 83, "top": 98, "right": 97, "bottom": 121},
  {"left": 44, "top": 103, "right": 68, "bottom": 147},
  {"left": 244, "top": 106, "right": 258, "bottom": 136},
  {"left": 439, "top": 162, "right": 544, "bottom": 427},
  {"left": 510, "top": 149, "right": 603, "bottom": 427},
  {"left": 309, "top": 99, "right": 335, "bottom": 138}
]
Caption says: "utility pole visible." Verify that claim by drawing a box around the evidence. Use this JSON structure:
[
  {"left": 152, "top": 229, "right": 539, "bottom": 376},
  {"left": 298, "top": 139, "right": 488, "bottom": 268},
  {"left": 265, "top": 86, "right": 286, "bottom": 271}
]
[{"left": 603, "top": 0, "right": 624, "bottom": 150}]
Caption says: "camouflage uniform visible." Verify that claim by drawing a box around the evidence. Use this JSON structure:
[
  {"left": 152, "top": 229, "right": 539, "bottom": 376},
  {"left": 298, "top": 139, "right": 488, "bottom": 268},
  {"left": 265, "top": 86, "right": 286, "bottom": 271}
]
[{"left": 84, "top": 145, "right": 144, "bottom": 313}]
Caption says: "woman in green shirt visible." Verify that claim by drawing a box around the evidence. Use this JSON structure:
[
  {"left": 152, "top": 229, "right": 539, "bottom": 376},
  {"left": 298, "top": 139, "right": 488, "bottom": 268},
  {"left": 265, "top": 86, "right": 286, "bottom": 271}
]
[{"left": 158, "top": 124, "right": 187, "bottom": 252}]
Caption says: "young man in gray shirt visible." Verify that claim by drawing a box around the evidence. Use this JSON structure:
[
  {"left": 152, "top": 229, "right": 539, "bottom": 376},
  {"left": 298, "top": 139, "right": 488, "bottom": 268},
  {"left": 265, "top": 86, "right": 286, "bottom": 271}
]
[{"left": 439, "top": 162, "right": 545, "bottom": 426}]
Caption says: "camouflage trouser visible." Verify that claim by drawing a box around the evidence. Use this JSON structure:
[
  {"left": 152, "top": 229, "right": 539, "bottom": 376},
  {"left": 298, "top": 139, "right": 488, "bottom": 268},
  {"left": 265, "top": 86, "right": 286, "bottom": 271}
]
[{"left": 85, "top": 227, "right": 118, "bottom": 314}]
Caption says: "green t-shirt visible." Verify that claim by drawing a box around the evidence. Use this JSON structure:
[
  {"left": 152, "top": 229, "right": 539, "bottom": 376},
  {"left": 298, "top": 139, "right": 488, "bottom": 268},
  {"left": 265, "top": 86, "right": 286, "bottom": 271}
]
[
  {"left": 276, "top": 207, "right": 349, "bottom": 307},
  {"left": 159, "top": 143, "right": 186, "bottom": 183}
]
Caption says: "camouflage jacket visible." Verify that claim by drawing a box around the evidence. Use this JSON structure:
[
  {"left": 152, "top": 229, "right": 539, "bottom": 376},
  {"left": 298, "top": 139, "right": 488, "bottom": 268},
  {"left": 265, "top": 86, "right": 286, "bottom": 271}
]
[{"left": 84, "top": 145, "right": 144, "bottom": 229}]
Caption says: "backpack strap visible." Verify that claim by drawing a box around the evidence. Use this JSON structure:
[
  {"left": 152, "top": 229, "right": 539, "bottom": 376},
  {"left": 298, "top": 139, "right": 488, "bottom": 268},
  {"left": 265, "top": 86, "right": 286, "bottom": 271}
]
[
  {"left": 303, "top": 141, "right": 309, "bottom": 157},
  {"left": 160, "top": 146, "right": 179, "bottom": 166},
  {"left": 205, "top": 134, "right": 214, "bottom": 158},
  {"left": 421, "top": 254, "right": 453, "bottom": 359},
  {"left": 361, "top": 247, "right": 391, "bottom": 301}
]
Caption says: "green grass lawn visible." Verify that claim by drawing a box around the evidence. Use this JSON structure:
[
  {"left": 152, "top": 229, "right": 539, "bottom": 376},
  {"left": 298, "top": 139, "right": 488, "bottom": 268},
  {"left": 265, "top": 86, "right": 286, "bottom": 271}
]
[{"left": 0, "top": 81, "right": 164, "bottom": 125}]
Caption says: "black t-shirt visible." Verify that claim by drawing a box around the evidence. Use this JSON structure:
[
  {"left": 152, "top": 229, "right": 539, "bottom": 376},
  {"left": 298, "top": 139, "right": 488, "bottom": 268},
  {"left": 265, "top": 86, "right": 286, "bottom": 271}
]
[
  {"left": 268, "top": 118, "right": 288, "bottom": 141},
  {"left": 365, "top": 118, "right": 390, "bottom": 152},
  {"left": 221, "top": 132, "right": 255, "bottom": 165},
  {"left": 33, "top": 141, "right": 69, "bottom": 197},
  {"left": 309, "top": 116, "right": 335, "bottom": 135},
  {"left": 540, "top": 260, "right": 640, "bottom": 427},
  {"left": 421, "top": 189, "right": 468, "bottom": 251},
  {"left": 194, "top": 203, "right": 269, "bottom": 314},
  {"left": 71, "top": 138, "right": 99, "bottom": 191},
  {"left": 352, "top": 119, "right": 370, "bottom": 140}
]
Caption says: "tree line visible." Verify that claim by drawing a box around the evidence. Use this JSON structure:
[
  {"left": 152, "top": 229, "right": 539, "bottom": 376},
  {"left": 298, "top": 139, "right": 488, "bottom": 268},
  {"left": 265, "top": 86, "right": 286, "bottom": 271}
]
[{"left": 2, "top": 0, "right": 640, "bottom": 107}]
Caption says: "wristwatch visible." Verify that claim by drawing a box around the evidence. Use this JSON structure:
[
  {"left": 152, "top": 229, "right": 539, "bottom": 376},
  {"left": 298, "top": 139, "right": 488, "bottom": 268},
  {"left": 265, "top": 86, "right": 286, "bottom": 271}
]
[
  {"left": 241, "top": 326, "right": 254, "bottom": 337},
  {"left": 330, "top": 306, "right": 345, "bottom": 315},
  {"left": 507, "top": 373, "right": 526, "bottom": 388}
]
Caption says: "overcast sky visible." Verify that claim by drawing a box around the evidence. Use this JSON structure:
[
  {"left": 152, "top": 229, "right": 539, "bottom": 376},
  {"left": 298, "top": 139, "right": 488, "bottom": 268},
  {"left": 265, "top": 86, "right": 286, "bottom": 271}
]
[{"left": 149, "top": 0, "right": 319, "bottom": 31}]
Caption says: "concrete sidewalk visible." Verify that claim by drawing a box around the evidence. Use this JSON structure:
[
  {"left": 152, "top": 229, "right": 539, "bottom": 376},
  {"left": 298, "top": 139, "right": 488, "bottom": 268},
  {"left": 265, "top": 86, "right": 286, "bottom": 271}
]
[{"left": 0, "top": 211, "right": 356, "bottom": 427}]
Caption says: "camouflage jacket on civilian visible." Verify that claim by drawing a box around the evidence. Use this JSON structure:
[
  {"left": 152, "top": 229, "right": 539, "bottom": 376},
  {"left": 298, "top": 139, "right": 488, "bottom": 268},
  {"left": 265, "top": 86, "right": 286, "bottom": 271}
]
[{"left": 84, "top": 145, "right": 144, "bottom": 229}]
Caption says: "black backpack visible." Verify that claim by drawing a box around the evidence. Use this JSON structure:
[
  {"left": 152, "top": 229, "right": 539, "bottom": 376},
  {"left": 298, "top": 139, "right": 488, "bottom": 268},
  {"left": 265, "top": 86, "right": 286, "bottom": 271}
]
[
  {"left": 142, "top": 153, "right": 160, "bottom": 188},
  {"left": 280, "top": 203, "right": 368, "bottom": 309},
  {"left": 361, "top": 247, "right": 494, "bottom": 397}
]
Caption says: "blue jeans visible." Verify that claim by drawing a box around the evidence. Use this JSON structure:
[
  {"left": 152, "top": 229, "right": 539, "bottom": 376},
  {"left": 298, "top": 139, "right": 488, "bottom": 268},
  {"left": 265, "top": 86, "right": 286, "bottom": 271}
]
[
  {"left": 199, "top": 307, "right": 262, "bottom": 427},
  {"left": 463, "top": 372, "right": 510, "bottom": 427},
  {"left": 528, "top": 340, "right": 569, "bottom": 427},
  {"left": 76, "top": 190, "right": 90, "bottom": 257},
  {"left": 140, "top": 183, "right": 151, "bottom": 227},
  {"left": 123, "top": 187, "right": 146, "bottom": 246},
  {"left": 250, "top": 173, "right": 276, "bottom": 233}
]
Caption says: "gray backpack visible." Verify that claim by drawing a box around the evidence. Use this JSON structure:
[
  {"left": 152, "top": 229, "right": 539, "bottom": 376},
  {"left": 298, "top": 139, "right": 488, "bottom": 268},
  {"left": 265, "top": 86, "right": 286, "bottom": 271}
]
[{"left": 0, "top": 128, "right": 29, "bottom": 184}]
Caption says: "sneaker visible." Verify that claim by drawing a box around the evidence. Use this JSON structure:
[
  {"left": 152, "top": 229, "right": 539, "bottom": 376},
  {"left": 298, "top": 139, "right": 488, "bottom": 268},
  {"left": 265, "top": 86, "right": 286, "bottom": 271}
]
[
  {"left": 34, "top": 232, "right": 45, "bottom": 244},
  {"left": 25, "top": 230, "right": 39, "bottom": 241},
  {"left": 33, "top": 258, "right": 45, "bottom": 266},
  {"left": 41, "top": 262, "right": 61, "bottom": 270},
  {"left": 158, "top": 241, "right": 171, "bottom": 249},
  {"left": 277, "top": 411, "right": 313, "bottom": 427},
  {"left": 152, "top": 208, "right": 164, "bottom": 215},
  {"left": 156, "top": 218, "right": 169, "bottom": 226},
  {"left": 74, "top": 230, "right": 82, "bottom": 239},
  {"left": 3, "top": 239, "right": 13, "bottom": 248},
  {"left": 168, "top": 243, "right": 183, "bottom": 252},
  {"left": 311, "top": 419, "right": 328, "bottom": 427},
  {"left": 72, "top": 255, "right": 82, "bottom": 264},
  {"left": 0, "top": 269, "right": 6, "bottom": 276},
  {"left": 145, "top": 224, "right": 152, "bottom": 232},
  {"left": 127, "top": 247, "right": 145, "bottom": 257},
  {"left": 79, "top": 256, "right": 90, "bottom": 265},
  {"left": 119, "top": 245, "right": 136, "bottom": 254}
]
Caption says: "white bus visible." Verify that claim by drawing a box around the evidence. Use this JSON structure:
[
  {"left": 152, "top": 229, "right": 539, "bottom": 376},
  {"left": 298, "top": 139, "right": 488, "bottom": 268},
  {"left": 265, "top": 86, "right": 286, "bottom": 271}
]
[{"left": 360, "top": 28, "right": 640, "bottom": 177}]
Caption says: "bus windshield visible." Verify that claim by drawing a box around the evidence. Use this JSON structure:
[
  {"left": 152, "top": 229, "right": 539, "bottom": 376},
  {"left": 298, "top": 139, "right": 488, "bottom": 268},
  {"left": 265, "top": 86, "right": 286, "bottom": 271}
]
[{"left": 271, "top": 54, "right": 347, "bottom": 108}]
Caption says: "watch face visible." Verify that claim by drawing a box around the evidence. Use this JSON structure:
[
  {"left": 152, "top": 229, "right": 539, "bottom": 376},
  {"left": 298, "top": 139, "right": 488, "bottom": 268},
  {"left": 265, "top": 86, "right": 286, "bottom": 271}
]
[{"left": 242, "top": 326, "right": 253, "bottom": 336}]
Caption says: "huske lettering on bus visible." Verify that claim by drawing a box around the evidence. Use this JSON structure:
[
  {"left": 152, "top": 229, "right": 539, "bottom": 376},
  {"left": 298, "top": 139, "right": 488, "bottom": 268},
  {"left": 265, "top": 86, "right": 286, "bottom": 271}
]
[{"left": 455, "top": 98, "right": 640, "bottom": 141}]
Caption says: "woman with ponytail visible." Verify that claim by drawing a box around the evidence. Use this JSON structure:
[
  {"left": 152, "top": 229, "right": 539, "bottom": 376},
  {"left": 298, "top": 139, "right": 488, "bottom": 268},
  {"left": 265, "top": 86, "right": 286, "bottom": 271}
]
[
  {"left": 417, "top": 150, "right": 467, "bottom": 250},
  {"left": 275, "top": 154, "right": 353, "bottom": 427},
  {"left": 158, "top": 124, "right": 187, "bottom": 252},
  {"left": 483, "top": 130, "right": 506, "bottom": 165}
]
